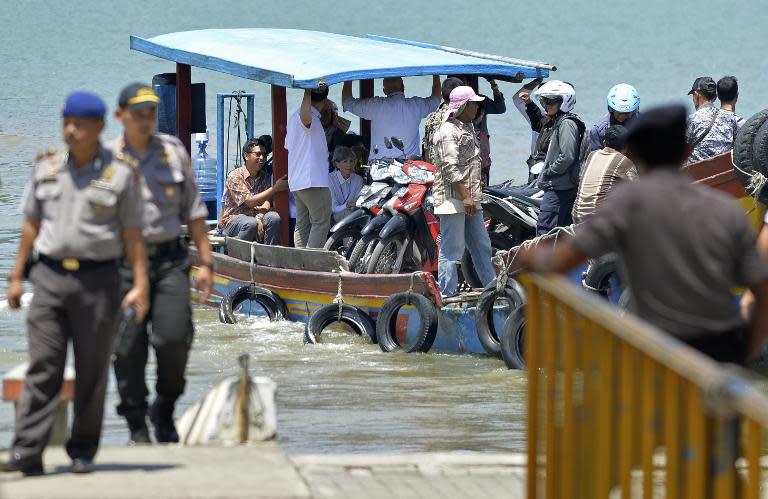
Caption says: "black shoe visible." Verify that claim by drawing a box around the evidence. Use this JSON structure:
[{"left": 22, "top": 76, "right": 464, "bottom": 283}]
[
  {"left": 1, "top": 453, "right": 44, "bottom": 476},
  {"left": 150, "top": 400, "right": 179, "bottom": 443},
  {"left": 129, "top": 426, "right": 152, "bottom": 445},
  {"left": 126, "top": 415, "right": 152, "bottom": 445},
  {"left": 70, "top": 457, "right": 94, "bottom": 474}
]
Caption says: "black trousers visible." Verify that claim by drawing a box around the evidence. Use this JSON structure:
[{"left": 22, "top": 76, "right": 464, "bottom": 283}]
[
  {"left": 683, "top": 326, "right": 749, "bottom": 366},
  {"left": 113, "top": 252, "right": 194, "bottom": 420},
  {"left": 536, "top": 188, "right": 577, "bottom": 236},
  {"left": 13, "top": 260, "right": 120, "bottom": 461}
]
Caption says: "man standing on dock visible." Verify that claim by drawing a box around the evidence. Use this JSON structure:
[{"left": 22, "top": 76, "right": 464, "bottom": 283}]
[
  {"left": 2, "top": 92, "right": 148, "bottom": 475},
  {"left": 111, "top": 83, "right": 213, "bottom": 445},
  {"left": 342, "top": 76, "right": 441, "bottom": 159},
  {"left": 520, "top": 104, "right": 768, "bottom": 365},
  {"left": 685, "top": 76, "right": 741, "bottom": 164}
]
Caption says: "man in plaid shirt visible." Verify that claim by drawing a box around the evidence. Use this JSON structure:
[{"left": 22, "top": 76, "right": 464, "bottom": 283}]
[{"left": 432, "top": 86, "right": 496, "bottom": 297}]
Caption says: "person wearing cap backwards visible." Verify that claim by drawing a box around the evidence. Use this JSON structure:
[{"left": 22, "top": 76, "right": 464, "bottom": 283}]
[
  {"left": 285, "top": 85, "right": 333, "bottom": 248},
  {"left": 110, "top": 83, "right": 213, "bottom": 445},
  {"left": 685, "top": 76, "right": 741, "bottom": 164},
  {"left": 518, "top": 104, "right": 768, "bottom": 365},
  {"left": 1, "top": 92, "right": 149, "bottom": 475},
  {"left": 431, "top": 86, "right": 496, "bottom": 298}
]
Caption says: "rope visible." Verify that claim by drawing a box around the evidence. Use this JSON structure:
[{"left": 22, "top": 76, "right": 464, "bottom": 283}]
[
  {"left": 730, "top": 150, "right": 767, "bottom": 214},
  {"left": 494, "top": 225, "right": 577, "bottom": 292},
  {"left": 249, "top": 243, "right": 256, "bottom": 284},
  {"left": 225, "top": 91, "right": 249, "bottom": 177},
  {"left": 333, "top": 272, "right": 344, "bottom": 321},
  {"left": 406, "top": 272, "right": 417, "bottom": 305}
]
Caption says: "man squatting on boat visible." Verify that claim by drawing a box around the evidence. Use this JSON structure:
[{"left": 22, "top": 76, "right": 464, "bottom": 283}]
[{"left": 518, "top": 104, "right": 768, "bottom": 366}]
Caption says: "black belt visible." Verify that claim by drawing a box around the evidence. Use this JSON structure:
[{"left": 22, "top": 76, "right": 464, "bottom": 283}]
[
  {"left": 38, "top": 254, "right": 118, "bottom": 272},
  {"left": 146, "top": 238, "right": 186, "bottom": 259}
]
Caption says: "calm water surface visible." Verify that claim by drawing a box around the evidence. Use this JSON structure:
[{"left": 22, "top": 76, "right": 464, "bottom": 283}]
[{"left": 0, "top": 0, "right": 765, "bottom": 454}]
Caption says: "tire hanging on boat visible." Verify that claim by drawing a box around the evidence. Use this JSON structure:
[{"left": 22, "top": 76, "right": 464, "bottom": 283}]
[
  {"left": 501, "top": 307, "right": 527, "bottom": 369},
  {"left": 475, "top": 277, "right": 526, "bottom": 356},
  {"left": 304, "top": 304, "right": 376, "bottom": 344},
  {"left": 219, "top": 284, "right": 287, "bottom": 324},
  {"left": 582, "top": 254, "right": 619, "bottom": 297},
  {"left": 733, "top": 108, "right": 768, "bottom": 204},
  {"left": 376, "top": 292, "right": 438, "bottom": 353}
]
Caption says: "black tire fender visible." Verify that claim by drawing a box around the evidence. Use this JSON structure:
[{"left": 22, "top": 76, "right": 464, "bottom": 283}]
[
  {"left": 376, "top": 292, "right": 438, "bottom": 353},
  {"left": 475, "top": 277, "right": 526, "bottom": 356},
  {"left": 582, "top": 254, "right": 618, "bottom": 296},
  {"left": 752, "top": 120, "right": 768, "bottom": 180},
  {"left": 219, "top": 284, "right": 287, "bottom": 324},
  {"left": 304, "top": 304, "right": 376, "bottom": 344},
  {"left": 501, "top": 307, "right": 526, "bottom": 369},
  {"left": 733, "top": 109, "right": 768, "bottom": 204}
]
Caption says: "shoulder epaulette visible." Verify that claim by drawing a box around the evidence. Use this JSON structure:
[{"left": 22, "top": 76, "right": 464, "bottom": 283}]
[{"left": 35, "top": 147, "right": 58, "bottom": 162}]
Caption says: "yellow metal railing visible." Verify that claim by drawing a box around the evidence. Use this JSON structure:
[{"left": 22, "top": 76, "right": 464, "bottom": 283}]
[{"left": 522, "top": 273, "right": 768, "bottom": 499}]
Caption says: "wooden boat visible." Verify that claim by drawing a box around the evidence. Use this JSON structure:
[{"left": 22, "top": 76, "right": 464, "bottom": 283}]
[{"left": 130, "top": 29, "right": 762, "bottom": 355}]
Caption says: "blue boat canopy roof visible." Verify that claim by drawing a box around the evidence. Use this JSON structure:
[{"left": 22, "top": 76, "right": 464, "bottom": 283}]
[{"left": 130, "top": 29, "right": 552, "bottom": 89}]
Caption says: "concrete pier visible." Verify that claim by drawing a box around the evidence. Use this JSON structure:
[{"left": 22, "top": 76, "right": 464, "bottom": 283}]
[{"left": 0, "top": 444, "right": 526, "bottom": 499}]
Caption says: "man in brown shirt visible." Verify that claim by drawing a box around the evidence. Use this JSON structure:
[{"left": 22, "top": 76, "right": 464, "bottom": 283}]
[
  {"left": 519, "top": 104, "right": 768, "bottom": 365},
  {"left": 218, "top": 138, "right": 288, "bottom": 244}
]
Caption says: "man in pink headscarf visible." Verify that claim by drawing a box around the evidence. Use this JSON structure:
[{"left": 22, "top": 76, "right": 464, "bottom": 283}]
[{"left": 431, "top": 86, "right": 496, "bottom": 297}]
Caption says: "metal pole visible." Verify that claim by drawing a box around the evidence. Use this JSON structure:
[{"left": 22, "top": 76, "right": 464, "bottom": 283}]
[{"left": 216, "top": 93, "right": 225, "bottom": 219}]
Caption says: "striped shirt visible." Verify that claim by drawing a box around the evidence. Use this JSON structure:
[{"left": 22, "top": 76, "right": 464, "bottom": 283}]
[
  {"left": 572, "top": 149, "right": 637, "bottom": 224},
  {"left": 431, "top": 117, "right": 482, "bottom": 214}
]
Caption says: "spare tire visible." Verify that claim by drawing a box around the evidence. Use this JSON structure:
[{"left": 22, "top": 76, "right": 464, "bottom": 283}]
[
  {"left": 475, "top": 277, "right": 526, "bottom": 356},
  {"left": 752, "top": 120, "right": 768, "bottom": 178},
  {"left": 219, "top": 284, "right": 287, "bottom": 324},
  {"left": 582, "top": 254, "right": 622, "bottom": 299},
  {"left": 304, "top": 304, "right": 376, "bottom": 344},
  {"left": 733, "top": 109, "right": 768, "bottom": 204},
  {"left": 501, "top": 307, "right": 526, "bottom": 369},
  {"left": 376, "top": 292, "right": 438, "bottom": 353}
]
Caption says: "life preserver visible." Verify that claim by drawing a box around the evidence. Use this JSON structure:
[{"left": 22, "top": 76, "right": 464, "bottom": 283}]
[
  {"left": 219, "top": 284, "right": 287, "bottom": 324},
  {"left": 733, "top": 109, "right": 768, "bottom": 204},
  {"left": 501, "top": 307, "right": 527, "bottom": 369},
  {"left": 475, "top": 277, "right": 526, "bottom": 356},
  {"left": 304, "top": 304, "right": 376, "bottom": 344},
  {"left": 376, "top": 292, "right": 438, "bottom": 353}
]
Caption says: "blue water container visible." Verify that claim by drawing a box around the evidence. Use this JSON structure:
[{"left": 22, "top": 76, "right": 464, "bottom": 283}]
[{"left": 192, "top": 133, "right": 218, "bottom": 214}]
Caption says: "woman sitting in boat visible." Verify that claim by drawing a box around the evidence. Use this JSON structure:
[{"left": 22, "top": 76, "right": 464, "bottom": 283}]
[{"left": 328, "top": 146, "right": 364, "bottom": 224}]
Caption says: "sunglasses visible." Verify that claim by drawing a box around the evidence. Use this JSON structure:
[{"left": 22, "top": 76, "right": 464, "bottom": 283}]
[{"left": 539, "top": 97, "right": 561, "bottom": 106}]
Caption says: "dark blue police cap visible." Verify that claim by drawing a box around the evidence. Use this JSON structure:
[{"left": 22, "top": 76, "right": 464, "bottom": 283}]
[{"left": 62, "top": 92, "right": 106, "bottom": 119}]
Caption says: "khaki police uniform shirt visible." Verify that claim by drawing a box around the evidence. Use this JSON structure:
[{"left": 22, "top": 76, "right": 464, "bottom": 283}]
[
  {"left": 108, "top": 134, "right": 208, "bottom": 244},
  {"left": 21, "top": 146, "right": 143, "bottom": 260}
]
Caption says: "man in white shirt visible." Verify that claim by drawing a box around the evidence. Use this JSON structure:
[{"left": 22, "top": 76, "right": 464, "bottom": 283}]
[
  {"left": 285, "top": 86, "right": 333, "bottom": 248},
  {"left": 342, "top": 76, "right": 441, "bottom": 159}
]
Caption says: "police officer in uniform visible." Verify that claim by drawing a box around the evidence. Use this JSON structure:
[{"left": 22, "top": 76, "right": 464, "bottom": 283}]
[
  {"left": 110, "top": 83, "right": 213, "bottom": 444},
  {"left": 1, "top": 92, "right": 149, "bottom": 475}
]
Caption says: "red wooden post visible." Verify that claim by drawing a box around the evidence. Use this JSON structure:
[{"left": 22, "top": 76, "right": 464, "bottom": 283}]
[
  {"left": 271, "top": 85, "right": 289, "bottom": 246},
  {"left": 359, "top": 79, "right": 374, "bottom": 150},
  {"left": 175, "top": 63, "right": 192, "bottom": 153}
]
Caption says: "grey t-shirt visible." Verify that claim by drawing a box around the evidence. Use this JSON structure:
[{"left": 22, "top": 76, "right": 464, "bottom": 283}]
[
  {"left": 21, "top": 146, "right": 143, "bottom": 260},
  {"left": 573, "top": 169, "right": 768, "bottom": 338},
  {"left": 108, "top": 134, "right": 208, "bottom": 244}
]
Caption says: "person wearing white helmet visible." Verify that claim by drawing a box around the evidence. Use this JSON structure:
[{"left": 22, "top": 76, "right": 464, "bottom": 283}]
[
  {"left": 588, "top": 83, "right": 640, "bottom": 152},
  {"left": 533, "top": 80, "right": 586, "bottom": 236}
]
